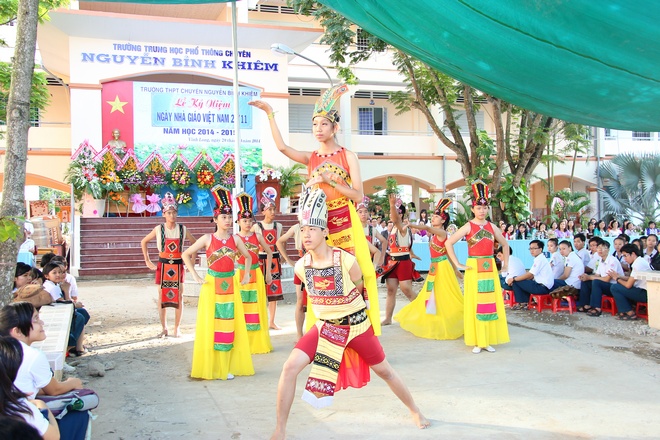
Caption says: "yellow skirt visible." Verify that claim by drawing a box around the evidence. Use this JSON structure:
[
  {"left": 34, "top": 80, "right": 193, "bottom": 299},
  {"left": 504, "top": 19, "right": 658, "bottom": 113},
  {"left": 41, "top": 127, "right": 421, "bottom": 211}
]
[
  {"left": 234, "top": 265, "right": 272, "bottom": 354},
  {"left": 463, "top": 257, "right": 510, "bottom": 347},
  {"left": 395, "top": 258, "right": 464, "bottom": 340},
  {"left": 191, "top": 272, "right": 255, "bottom": 380}
]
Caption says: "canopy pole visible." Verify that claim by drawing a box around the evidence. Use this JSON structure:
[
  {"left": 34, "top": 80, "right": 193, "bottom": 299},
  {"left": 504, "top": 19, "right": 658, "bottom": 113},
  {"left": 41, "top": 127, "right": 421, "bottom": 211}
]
[{"left": 231, "top": 1, "right": 242, "bottom": 230}]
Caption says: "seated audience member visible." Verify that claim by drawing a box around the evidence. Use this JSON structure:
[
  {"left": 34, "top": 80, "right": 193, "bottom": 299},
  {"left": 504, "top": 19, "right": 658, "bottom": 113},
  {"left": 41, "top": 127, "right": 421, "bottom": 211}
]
[
  {"left": 0, "top": 337, "right": 59, "bottom": 440},
  {"left": 631, "top": 238, "right": 642, "bottom": 253},
  {"left": 618, "top": 233, "right": 630, "bottom": 245},
  {"left": 503, "top": 224, "right": 515, "bottom": 240},
  {"left": 533, "top": 223, "right": 548, "bottom": 240},
  {"left": 515, "top": 223, "right": 530, "bottom": 240},
  {"left": 18, "top": 223, "right": 37, "bottom": 267},
  {"left": 609, "top": 244, "right": 651, "bottom": 320},
  {"left": 612, "top": 237, "right": 630, "bottom": 274},
  {"left": 584, "top": 236, "right": 603, "bottom": 274},
  {"left": 13, "top": 263, "right": 33, "bottom": 293},
  {"left": 643, "top": 234, "right": 658, "bottom": 264},
  {"left": 577, "top": 240, "right": 623, "bottom": 315},
  {"left": 508, "top": 240, "right": 554, "bottom": 309},
  {"left": 645, "top": 221, "right": 658, "bottom": 236},
  {"left": 41, "top": 263, "right": 88, "bottom": 357},
  {"left": 552, "top": 240, "right": 584, "bottom": 291},
  {"left": 547, "top": 238, "right": 564, "bottom": 280},
  {"left": 0, "top": 303, "right": 90, "bottom": 440},
  {"left": 608, "top": 220, "right": 621, "bottom": 237},
  {"left": 496, "top": 246, "right": 525, "bottom": 288},
  {"left": 573, "top": 233, "right": 591, "bottom": 267},
  {"left": 48, "top": 257, "right": 89, "bottom": 325}
]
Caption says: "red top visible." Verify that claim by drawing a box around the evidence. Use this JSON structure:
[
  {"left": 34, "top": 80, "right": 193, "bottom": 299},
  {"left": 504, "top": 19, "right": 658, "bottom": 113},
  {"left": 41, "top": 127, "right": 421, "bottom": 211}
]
[
  {"left": 429, "top": 234, "right": 447, "bottom": 258},
  {"left": 206, "top": 235, "right": 237, "bottom": 272},
  {"left": 465, "top": 221, "right": 495, "bottom": 257},
  {"left": 236, "top": 233, "right": 259, "bottom": 265},
  {"left": 307, "top": 147, "right": 352, "bottom": 202}
]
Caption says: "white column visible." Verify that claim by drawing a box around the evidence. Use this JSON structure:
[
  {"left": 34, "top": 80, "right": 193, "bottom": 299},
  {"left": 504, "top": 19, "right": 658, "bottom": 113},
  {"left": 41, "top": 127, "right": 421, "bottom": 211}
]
[{"left": 339, "top": 93, "right": 352, "bottom": 150}]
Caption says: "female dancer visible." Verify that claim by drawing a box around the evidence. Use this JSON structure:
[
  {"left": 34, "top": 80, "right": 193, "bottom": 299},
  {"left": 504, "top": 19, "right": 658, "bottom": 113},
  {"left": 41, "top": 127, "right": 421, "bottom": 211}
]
[
  {"left": 446, "top": 181, "right": 510, "bottom": 353},
  {"left": 249, "top": 87, "right": 380, "bottom": 335},
  {"left": 394, "top": 198, "right": 464, "bottom": 340},
  {"left": 234, "top": 192, "right": 273, "bottom": 354},
  {"left": 182, "top": 185, "right": 254, "bottom": 380}
]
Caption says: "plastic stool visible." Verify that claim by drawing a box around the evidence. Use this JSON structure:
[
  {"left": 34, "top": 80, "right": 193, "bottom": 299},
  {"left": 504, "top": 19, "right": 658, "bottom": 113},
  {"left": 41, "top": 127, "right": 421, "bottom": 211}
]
[
  {"left": 502, "top": 289, "right": 516, "bottom": 307},
  {"left": 636, "top": 302, "right": 649, "bottom": 320},
  {"left": 552, "top": 296, "right": 576, "bottom": 314},
  {"left": 601, "top": 296, "right": 618, "bottom": 316},
  {"left": 528, "top": 294, "right": 553, "bottom": 313}
]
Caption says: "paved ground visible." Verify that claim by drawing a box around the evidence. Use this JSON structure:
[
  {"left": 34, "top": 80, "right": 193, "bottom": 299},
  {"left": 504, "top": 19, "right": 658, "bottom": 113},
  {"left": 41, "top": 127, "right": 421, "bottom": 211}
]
[{"left": 71, "top": 279, "right": 660, "bottom": 439}]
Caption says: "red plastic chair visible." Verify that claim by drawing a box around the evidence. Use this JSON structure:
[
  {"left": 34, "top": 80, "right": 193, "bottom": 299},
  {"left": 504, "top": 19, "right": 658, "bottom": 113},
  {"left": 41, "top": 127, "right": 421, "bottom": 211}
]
[
  {"left": 528, "top": 294, "right": 553, "bottom": 313},
  {"left": 502, "top": 289, "right": 516, "bottom": 307},
  {"left": 601, "top": 296, "right": 618, "bottom": 316},
  {"left": 636, "top": 302, "right": 648, "bottom": 320},
  {"left": 552, "top": 296, "right": 576, "bottom": 314}
]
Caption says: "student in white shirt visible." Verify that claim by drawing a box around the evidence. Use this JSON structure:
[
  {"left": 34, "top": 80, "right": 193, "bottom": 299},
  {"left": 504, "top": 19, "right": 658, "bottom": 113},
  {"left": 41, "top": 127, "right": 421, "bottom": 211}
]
[
  {"left": 609, "top": 244, "right": 651, "bottom": 320},
  {"left": 643, "top": 234, "right": 658, "bottom": 263},
  {"left": 496, "top": 246, "right": 525, "bottom": 288},
  {"left": 577, "top": 240, "right": 623, "bottom": 316},
  {"left": 584, "top": 236, "right": 602, "bottom": 274},
  {"left": 573, "top": 233, "right": 591, "bottom": 267},
  {"left": 552, "top": 240, "right": 584, "bottom": 290},
  {"left": 508, "top": 240, "right": 554, "bottom": 308},
  {"left": 547, "top": 238, "right": 565, "bottom": 279}
]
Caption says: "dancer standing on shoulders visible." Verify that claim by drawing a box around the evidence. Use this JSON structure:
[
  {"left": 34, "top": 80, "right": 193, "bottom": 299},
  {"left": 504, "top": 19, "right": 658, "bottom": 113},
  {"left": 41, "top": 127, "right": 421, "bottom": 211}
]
[
  {"left": 235, "top": 192, "right": 273, "bottom": 354},
  {"left": 395, "top": 198, "right": 464, "bottom": 339},
  {"left": 182, "top": 185, "right": 253, "bottom": 380},
  {"left": 253, "top": 195, "right": 284, "bottom": 330},
  {"left": 140, "top": 193, "right": 196, "bottom": 338},
  {"left": 249, "top": 86, "right": 380, "bottom": 336},
  {"left": 269, "top": 188, "right": 429, "bottom": 440},
  {"left": 445, "top": 181, "right": 510, "bottom": 354}
]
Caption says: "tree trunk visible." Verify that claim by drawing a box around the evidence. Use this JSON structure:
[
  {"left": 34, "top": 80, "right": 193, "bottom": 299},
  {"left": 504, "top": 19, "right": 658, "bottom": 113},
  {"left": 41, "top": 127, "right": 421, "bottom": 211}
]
[{"left": 0, "top": 0, "right": 39, "bottom": 306}]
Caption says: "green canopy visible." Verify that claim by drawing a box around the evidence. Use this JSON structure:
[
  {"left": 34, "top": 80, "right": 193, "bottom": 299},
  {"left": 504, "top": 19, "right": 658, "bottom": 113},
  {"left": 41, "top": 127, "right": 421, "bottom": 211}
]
[{"left": 320, "top": 0, "right": 660, "bottom": 131}]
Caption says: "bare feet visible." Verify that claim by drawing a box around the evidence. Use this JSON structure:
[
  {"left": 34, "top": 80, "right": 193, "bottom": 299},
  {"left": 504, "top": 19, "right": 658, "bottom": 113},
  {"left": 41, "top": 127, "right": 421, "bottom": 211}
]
[
  {"left": 172, "top": 329, "right": 182, "bottom": 338},
  {"left": 269, "top": 323, "right": 282, "bottom": 330},
  {"left": 270, "top": 429, "right": 285, "bottom": 440},
  {"left": 157, "top": 329, "right": 168, "bottom": 338},
  {"left": 381, "top": 319, "right": 392, "bottom": 326},
  {"left": 412, "top": 410, "right": 430, "bottom": 429}
]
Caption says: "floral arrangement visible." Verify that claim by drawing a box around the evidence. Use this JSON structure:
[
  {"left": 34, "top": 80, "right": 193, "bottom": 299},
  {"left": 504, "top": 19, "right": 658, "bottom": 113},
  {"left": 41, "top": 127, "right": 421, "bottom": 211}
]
[
  {"left": 257, "top": 167, "right": 282, "bottom": 182},
  {"left": 175, "top": 191, "right": 192, "bottom": 207},
  {"left": 64, "top": 141, "right": 103, "bottom": 199},
  {"left": 195, "top": 161, "right": 215, "bottom": 189},
  {"left": 144, "top": 156, "right": 167, "bottom": 192},
  {"left": 100, "top": 171, "right": 124, "bottom": 195},
  {"left": 169, "top": 159, "right": 191, "bottom": 190},
  {"left": 107, "top": 191, "right": 126, "bottom": 206},
  {"left": 219, "top": 173, "right": 236, "bottom": 188}
]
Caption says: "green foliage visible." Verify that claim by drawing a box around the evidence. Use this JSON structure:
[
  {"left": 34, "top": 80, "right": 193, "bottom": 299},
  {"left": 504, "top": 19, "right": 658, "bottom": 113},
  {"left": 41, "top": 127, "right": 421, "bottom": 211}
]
[
  {"left": 384, "top": 176, "right": 399, "bottom": 196},
  {"left": 470, "top": 130, "right": 496, "bottom": 183},
  {"left": 0, "top": 0, "right": 69, "bottom": 25},
  {"left": 545, "top": 189, "right": 591, "bottom": 224},
  {"left": 265, "top": 162, "right": 307, "bottom": 198},
  {"left": 499, "top": 175, "right": 531, "bottom": 224},
  {"left": 452, "top": 200, "right": 472, "bottom": 228},
  {"left": 0, "top": 216, "right": 22, "bottom": 242},
  {"left": 0, "top": 63, "right": 50, "bottom": 132},
  {"left": 598, "top": 153, "right": 660, "bottom": 225}
]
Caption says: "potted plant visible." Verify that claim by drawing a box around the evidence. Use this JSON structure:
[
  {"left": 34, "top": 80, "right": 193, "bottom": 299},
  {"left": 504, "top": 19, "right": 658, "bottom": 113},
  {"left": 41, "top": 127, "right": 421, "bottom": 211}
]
[{"left": 266, "top": 163, "right": 306, "bottom": 213}]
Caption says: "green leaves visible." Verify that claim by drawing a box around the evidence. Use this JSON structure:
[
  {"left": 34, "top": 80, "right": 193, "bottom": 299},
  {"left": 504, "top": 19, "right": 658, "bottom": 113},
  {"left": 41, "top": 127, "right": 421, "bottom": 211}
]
[
  {"left": 499, "top": 175, "right": 531, "bottom": 224},
  {"left": 0, "top": 216, "right": 23, "bottom": 242}
]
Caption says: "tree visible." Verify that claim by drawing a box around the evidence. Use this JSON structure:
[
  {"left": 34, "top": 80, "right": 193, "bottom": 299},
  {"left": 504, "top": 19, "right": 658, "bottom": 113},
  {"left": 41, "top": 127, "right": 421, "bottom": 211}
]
[
  {"left": 598, "top": 153, "right": 660, "bottom": 226},
  {"left": 289, "top": 1, "right": 572, "bottom": 222}
]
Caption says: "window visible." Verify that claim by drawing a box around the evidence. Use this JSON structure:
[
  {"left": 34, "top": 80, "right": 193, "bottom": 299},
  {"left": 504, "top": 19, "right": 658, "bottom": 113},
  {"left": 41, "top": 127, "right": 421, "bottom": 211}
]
[
  {"left": 356, "top": 29, "right": 368, "bottom": 51},
  {"left": 288, "top": 104, "right": 314, "bottom": 133},
  {"left": 632, "top": 131, "right": 651, "bottom": 141},
  {"left": 445, "top": 111, "right": 485, "bottom": 134},
  {"left": 604, "top": 128, "right": 615, "bottom": 140},
  {"left": 358, "top": 107, "right": 387, "bottom": 135}
]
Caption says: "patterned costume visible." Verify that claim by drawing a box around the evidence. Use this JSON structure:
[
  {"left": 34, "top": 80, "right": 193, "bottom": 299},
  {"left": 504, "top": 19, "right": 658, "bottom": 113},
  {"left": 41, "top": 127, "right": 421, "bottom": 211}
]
[
  {"left": 294, "top": 188, "right": 383, "bottom": 408},
  {"left": 155, "top": 193, "right": 186, "bottom": 309},
  {"left": 395, "top": 198, "right": 464, "bottom": 339},
  {"left": 191, "top": 185, "right": 254, "bottom": 380},
  {"left": 234, "top": 192, "right": 272, "bottom": 354},
  {"left": 462, "top": 181, "right": 510, "bottom": 348},
  {"left": 256, "top": 220, "right": 284, "bottom": 302}
]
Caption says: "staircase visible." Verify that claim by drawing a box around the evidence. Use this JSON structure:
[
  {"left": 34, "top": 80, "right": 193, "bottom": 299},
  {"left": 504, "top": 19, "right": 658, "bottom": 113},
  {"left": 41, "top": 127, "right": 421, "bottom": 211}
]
[{"left": 77, "top": 214, "right": 301, "bottom": 279}]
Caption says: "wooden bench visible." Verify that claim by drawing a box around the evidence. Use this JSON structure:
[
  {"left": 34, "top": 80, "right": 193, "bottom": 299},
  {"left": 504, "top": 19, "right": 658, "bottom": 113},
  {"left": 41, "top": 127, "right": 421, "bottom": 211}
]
[{"left": 32, "top": 303, "right": 74, "bottom": 380}]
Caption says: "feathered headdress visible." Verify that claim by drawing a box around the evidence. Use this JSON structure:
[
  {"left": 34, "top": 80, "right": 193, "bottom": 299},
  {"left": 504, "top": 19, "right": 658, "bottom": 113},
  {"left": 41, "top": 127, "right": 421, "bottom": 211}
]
[
  {"left": 298, "top": 188, "right": 328, "bottom": 229},
  {"left": 434, "top": 198, "right": 452, "bottom": 221},
  {"left": 211, "top": 184, "right": 232, "bottom": 217},
  {"left": 471, "top": 180, "right": 489, "bottom": 207},
  {"left": 260, "top": 191, "right": 275, "bottom": 210},
  {"left": 162, "top": 192, "right": 177, "bottom": 212},
  {"left": 356, "top": 196, "right": 370, "bottom": 211},
  {"left": 235, "top": 192, "right": 254, "bottom": 220},
  {"left": 312, "top": 84, "right": 349, "bottom": 123}
]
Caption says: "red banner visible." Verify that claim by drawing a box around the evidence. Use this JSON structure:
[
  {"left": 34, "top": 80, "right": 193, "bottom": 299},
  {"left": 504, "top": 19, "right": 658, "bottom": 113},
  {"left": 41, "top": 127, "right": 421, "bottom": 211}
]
[{"left": 101, "top": 81, "right": 134, "bottom": 151}]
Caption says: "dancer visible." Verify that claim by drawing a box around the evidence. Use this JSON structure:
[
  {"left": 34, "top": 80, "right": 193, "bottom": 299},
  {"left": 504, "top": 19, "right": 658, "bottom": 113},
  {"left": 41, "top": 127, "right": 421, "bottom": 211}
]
[
  {"left": 394, "top": 198, "right": 464, "bottom": 339},
  {"left": 356, "top": 196, "right": 386, "bottom": 267},
  {"left": 253, "top": 195, "right": 284, "bottom": 330},
  {"left": 141, "top": 192, "right": 196, "bottom": 338},
  {"left": 235, "top": 192, "right": 273, "bottom": 354},
  {"left": 445, "top": 181, "right": 510, "bottom": 353},
  {"left": 380, "top": 196, "right": 417, "bottom": 325},
  {"left": 277, "top": 223, "right": 307, "bottom": 340},
  {"left": 270, "top": 188, "right": 429, "bottom": 440},
  {"left": 182, "top": 185, "right": 253, "bottom": 380},
  {"left": 249, "top": 86, "right": 380, "bottom": 337}
]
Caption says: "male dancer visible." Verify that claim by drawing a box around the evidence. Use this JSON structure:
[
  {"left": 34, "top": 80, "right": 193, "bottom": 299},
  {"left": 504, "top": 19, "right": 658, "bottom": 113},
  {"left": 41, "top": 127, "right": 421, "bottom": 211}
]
[
  {"left": 141, "top": 193, "right": 196, "bottom": 337},
  {"left": 271, "top": 188, "right": 429, "bottom": 439},
  {"left": 253, "top": 194, "right": 284, "bottom": 329}
]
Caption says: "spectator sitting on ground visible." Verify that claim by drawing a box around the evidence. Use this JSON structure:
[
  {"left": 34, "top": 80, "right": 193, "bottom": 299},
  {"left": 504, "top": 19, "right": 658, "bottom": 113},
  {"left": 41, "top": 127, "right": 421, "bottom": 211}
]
[
  {"left": 547, "top": 238, "right": 565, "bottom": 280},
  {"left": 573, "top": 233, "right": 591, "bottom": 267},
  {"left": 612, "top": 237, "right": 630, "bottom": 274},
  {"left": 496, "top": 246, "right": 525, "bottom": 289},
  {"left": 577, "top": 240, "right": 623, "bottom": 315},
  {"left": 0, "top": 336, "right": 59, "bottom": 440},
  {"left": 608, "top": 244, "right": 651, "bottom": 320},
  {"left": 552, "top": 240, "right": 585, "bottom": 293},
  {"left": 645, "top": 221, "right": 658, "bottom": 236},
  {"left": 508, "top": 240, "right": 554, "bottom": 309}
]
